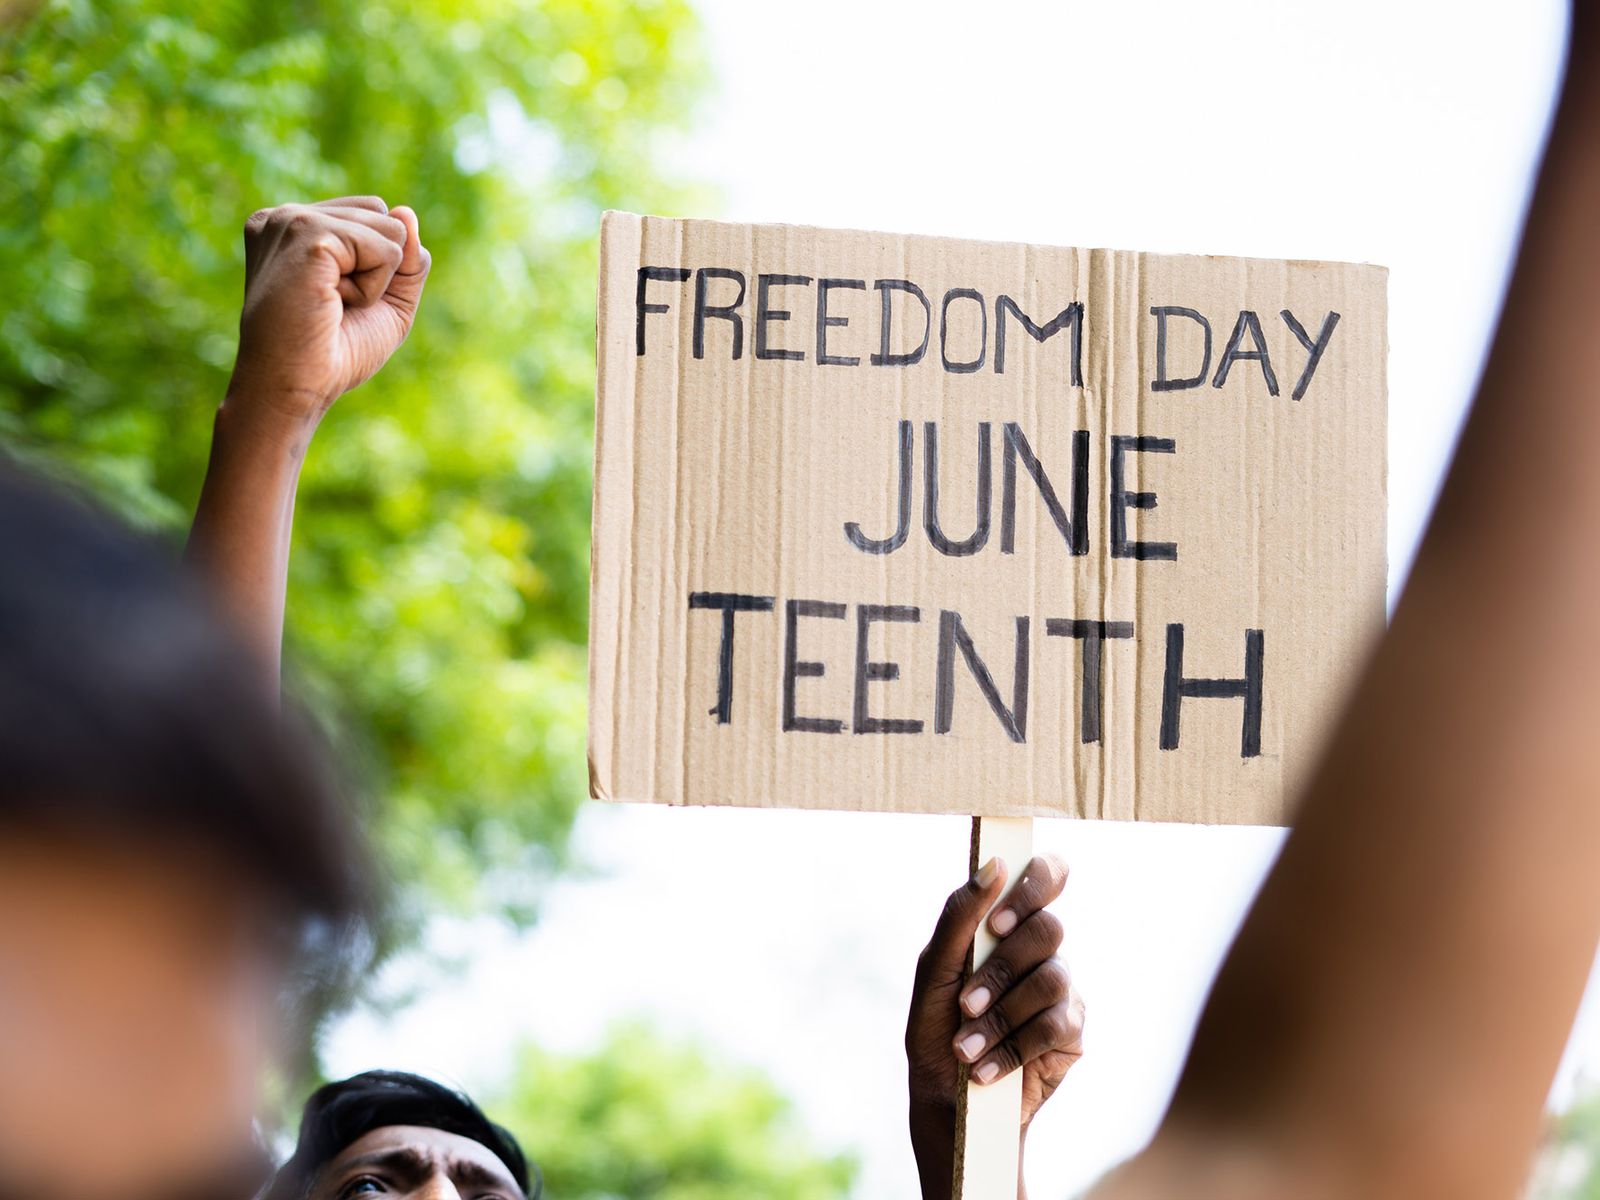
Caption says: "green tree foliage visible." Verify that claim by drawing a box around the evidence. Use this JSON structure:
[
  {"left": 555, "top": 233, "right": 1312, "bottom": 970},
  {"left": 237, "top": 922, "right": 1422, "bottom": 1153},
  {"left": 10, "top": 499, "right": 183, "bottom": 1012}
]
[
  {"left": 4, "top": 8, "right": 861, "bottom": 1193},
  {"left": 1, "top": 0, "right": 709, "bottom": 921},
  {"left": 1534, "top": 1084, "right": 1600, "bottom": 1199},
  {"left": 496, "top": 1025, "right": 858, "bottom": 1199}
]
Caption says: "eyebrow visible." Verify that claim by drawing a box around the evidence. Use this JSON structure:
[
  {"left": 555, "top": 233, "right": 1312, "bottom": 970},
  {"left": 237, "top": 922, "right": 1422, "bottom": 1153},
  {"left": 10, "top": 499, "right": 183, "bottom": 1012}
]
[{"left": 332, "top": 1145, "right": 518, "bottom": 1192}]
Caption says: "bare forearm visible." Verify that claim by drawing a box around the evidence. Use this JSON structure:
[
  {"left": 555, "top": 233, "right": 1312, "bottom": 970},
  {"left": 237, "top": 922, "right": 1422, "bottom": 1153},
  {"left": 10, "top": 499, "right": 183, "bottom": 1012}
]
[
  {"left": 1162, "top": 37, "right": 1600, "bottom": 1200},
  {"left": 186, "top": 196, "right": 429, "bottom": 694},
  {"left": 185, "top": 390, "right": 316, "bottom": 692}
]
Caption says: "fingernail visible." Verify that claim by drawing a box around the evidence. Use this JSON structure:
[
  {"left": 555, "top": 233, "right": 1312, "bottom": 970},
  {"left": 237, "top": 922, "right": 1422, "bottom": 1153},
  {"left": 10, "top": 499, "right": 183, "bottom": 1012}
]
[
  {"left": 974, "top": 1062, "right": 1000, "bottom": 1085},
  {"left": 991, "top": 908, "right": 1017, "bottom": 936},
  {"left": 962, "top": 986, "right": 993, "bottom": 1017},
  {"left": 974, "top": 857, "right": 1001, "bottom": 888},
  {"left": 958, "top": 1032, "right": 987, "bottom": 1062}
]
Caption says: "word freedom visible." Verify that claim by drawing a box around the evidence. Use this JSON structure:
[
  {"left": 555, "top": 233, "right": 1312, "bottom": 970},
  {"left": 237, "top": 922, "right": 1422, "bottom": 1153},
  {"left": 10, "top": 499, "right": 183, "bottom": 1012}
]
[{"left": 636, "top": 266, "right": 1342, "bottom": 400}]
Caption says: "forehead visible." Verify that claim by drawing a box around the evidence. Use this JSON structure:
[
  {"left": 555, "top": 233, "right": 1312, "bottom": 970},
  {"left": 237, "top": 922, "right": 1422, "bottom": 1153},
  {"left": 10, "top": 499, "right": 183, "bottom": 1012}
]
[{"left": 331, "top": 1124, "right": 517, "bottom": 1184}]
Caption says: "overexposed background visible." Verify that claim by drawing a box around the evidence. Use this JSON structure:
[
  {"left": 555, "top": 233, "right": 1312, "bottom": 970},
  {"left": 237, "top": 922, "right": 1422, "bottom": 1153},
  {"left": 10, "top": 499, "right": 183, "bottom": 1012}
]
[{"left": 327, "top": 3, "right": 1595, "bottom": 1196}]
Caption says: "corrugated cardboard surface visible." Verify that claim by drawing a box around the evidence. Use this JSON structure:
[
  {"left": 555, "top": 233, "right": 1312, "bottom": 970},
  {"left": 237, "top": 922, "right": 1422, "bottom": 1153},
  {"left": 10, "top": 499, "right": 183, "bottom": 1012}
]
[{"left": 590, "top": 213, "right": 1386, "bottom": 824}]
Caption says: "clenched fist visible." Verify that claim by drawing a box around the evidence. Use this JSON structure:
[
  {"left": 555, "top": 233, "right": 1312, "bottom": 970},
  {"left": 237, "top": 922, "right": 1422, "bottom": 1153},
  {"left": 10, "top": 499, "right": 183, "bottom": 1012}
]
[{"left": 228, "top": 196, "right": 431, "bottom": 421}]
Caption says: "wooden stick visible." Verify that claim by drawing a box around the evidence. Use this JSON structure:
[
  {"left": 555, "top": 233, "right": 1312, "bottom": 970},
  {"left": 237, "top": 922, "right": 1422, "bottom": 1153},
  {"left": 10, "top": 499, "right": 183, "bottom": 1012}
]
[{"left": 952, "top": 814, "right": 1035, "bottom": 1199}]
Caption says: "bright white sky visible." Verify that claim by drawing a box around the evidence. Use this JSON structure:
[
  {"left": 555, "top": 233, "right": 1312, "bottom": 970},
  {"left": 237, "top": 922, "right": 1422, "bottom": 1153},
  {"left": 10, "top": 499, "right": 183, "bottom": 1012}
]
[{"left": 326, "top": 3, "right": 1598, "bottom": 1197}]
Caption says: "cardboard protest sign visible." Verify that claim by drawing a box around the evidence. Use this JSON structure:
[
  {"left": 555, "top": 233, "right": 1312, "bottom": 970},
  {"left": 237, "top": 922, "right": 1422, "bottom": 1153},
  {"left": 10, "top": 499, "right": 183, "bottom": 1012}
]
[{"left": 589, "top": 214, "right": 1385, "bottom": 825}]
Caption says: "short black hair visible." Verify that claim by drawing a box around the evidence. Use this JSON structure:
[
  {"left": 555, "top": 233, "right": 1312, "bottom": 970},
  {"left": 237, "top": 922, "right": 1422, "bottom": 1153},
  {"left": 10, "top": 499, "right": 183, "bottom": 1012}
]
[
  {"left": 0, "top": 458, "right": 370, "bottom": 946},
  {"left": 267, "top": 1071, "right": 536, "bottom": 1198}
]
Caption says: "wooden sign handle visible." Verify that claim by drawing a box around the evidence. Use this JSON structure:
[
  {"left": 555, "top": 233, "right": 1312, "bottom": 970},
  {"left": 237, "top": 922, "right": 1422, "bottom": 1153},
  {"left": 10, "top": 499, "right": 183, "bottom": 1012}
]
[{"left": 952, "top": 814, "right": 1036, "bottom": 1199}]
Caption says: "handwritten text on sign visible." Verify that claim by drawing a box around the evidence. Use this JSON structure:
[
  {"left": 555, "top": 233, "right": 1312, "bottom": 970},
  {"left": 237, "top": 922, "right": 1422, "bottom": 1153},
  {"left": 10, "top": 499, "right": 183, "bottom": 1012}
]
[{"left": 589, "top": 216, "right": 1386, "bottom": 824}]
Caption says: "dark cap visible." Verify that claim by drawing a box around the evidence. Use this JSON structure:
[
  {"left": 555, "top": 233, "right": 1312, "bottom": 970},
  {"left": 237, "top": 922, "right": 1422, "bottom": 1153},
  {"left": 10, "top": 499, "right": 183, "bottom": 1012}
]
[{"left": 267, "top": 1070, "right": 536, "bottom": 1199}]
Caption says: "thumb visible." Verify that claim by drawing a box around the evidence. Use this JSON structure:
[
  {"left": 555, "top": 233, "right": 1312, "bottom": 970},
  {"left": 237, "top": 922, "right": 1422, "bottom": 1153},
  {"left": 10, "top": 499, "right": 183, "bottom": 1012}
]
[
  {"left": 917, "top": 857, "right": 1008, "bottom": 991},
  {"left": 382, "top": 205, "right": 432, "bottom": 319}
]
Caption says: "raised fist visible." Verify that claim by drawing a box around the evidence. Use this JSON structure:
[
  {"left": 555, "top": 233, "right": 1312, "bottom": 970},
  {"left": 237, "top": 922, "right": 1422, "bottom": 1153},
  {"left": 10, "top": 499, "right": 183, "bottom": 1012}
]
[{"left": 229, "top": 195, "right": 431, "bottom": 420}]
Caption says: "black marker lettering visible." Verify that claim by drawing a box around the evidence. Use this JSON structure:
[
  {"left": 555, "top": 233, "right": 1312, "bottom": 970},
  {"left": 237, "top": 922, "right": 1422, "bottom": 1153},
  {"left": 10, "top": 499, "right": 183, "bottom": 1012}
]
[
  {"left": 872, "top": 279, "right": 932, "bottom": 367},
  {"left": 1280, "top": 309, "right": 1341, "bottom": 401},
  {"left": 1045, "top": 619, "right": 1134, "bottom": 744},
  {"left": 935, "top": 612, "right": 1030, "bottom": 743},
  {"left": 636, "top": 266, "right": 690, "bottom": 356},
  {"left": 846, "top": 420, "right": 914, "bottom": 555},
  {"left": 1212, "top": 310, "right": 1280, "bottom": 395},
  {"left": 692, "top": 268, "right": 746, "bottom": 360},
  {"left": 783, "top": 600, "right": 846, "bottom": 734},
  {"left": 1109, "top": 435, "right": 1178, "bottom": 561},
  {"left": 816, "top": 278, "right": 866, "bottom": 366},
  {"left": 687, "top": 591, "right": 775, "bottom": 724},
  {"left": 995, "top": 297, "right": 1084, "bottom": 383},
  {"left": 924, "top": 422, "right": 992, "bottom": 557},
  {"left": 853, "top": 604, "right": 924, "bottom": 734},
  {"left": 755, "top": 273, "right": 813, "bottom": 361},
  {"left": 1150, "top": 306, "right": 1212, "bottom": 391},
  {"left": 940, "top": 288, "right": 988, "bottom": 374},
  {"left": 1159, "top": 624, "right": 1265, "bottom": 758},
  {"left": 1000, "top": 423, "right": 1089, "bottom": 556}
]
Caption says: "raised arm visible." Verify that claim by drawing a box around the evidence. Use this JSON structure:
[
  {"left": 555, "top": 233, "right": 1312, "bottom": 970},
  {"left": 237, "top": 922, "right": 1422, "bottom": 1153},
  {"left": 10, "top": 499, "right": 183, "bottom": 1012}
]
[
  {"left": 187, "top": 197, "right": 430, "bottom": 690},
  {"left": 1095, "top": 19, "right": 1600, "bottom": 1200}
]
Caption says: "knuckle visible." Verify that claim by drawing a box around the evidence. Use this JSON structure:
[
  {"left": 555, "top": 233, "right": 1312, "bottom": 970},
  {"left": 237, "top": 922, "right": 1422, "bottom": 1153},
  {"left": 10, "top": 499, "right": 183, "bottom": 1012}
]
[
  {"left": 1032, "top": 910, "right": 1064, "bottom": 950},
  {"left": 1040, "top": 1006, "right": 1074, "bottom": 1046},
  {"left": 942, "top": 886, "right": 975, "bottom": 923},
  {"left": 1036, "top": 958, "right": 1071, "bottom": 1004},
  {"left": 979, "top": 953, "right": 1019, "bottom": 995},
  {"left": 988, "top": 1036, "right": 1022, "bottom": 1073},
  {"left": 978, "top": 1004, "right": 1012, "bottom": 1042},
  {"left": 1037, "top": 1047, "right": 1077, "bottom": 1087}
]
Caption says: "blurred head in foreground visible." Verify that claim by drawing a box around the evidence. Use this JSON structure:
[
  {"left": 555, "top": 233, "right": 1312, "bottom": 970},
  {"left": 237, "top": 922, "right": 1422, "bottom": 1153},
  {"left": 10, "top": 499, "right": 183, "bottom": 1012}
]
[
  {"left": 267, "top": 1071, "right": 535, "bottom": 1200},
  {"left": 0, "top": 462, "right": 369, "bottom": 1199}
]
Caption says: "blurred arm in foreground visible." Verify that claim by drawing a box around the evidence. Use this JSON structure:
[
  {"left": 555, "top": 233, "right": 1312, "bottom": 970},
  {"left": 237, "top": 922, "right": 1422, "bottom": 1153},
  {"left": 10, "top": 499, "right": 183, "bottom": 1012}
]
[
  {"left": 1092, "top": 16, "right": 1600, "bottom": 1200},
  {"left": 187, "top": 196, "right": 431, "bottom": 691}
]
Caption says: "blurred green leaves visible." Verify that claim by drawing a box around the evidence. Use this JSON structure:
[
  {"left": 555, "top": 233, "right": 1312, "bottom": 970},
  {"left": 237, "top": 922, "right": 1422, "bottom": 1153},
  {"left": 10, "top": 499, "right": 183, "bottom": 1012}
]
[
  {"left": 3, "top": 8, "right": 865, "bottom": 1194},
  {"left": 1535, "top": 1081, "right": 1600, "bottom": 1199},
  {"left": 1, "top": 0, "right": 709, "bottom": 921},
  {"left": 497, "top": 1025, "right": 858, "bottom": 1200}
]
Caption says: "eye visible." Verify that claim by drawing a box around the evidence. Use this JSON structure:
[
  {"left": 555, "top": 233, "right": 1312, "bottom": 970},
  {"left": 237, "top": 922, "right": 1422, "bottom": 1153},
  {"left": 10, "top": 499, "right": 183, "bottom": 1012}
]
[{"left": 339, "top": 1177, "right": 388, "bottom": 1198}]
